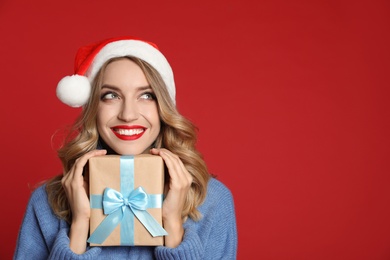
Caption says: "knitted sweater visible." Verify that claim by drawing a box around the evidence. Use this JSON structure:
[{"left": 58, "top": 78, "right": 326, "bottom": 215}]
[{"left": 14, "top": 177, "right": 237, "bottom": 259}]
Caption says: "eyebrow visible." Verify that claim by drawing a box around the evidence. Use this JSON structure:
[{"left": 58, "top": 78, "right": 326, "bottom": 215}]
[{"left": 101, "top": 84, "right": 152, "bottom": 92}]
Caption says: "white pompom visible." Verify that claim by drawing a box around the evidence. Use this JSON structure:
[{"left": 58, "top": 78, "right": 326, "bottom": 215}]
[{"left": 56, "top": 75, "right": 91, "bottom": 107}]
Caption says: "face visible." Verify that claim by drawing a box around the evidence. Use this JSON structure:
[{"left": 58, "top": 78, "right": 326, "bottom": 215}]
[{"left": 97, "top": 58, "right": 160, "bottom": 155}]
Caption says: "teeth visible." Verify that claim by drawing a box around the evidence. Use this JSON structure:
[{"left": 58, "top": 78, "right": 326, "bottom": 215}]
[{"left": 116, "top": 128, "right": 144, "bottom": 136}]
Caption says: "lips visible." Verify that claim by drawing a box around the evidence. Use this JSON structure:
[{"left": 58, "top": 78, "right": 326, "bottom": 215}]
[{"left": 111, "top": 125, "right": 146, "bottom": 140}]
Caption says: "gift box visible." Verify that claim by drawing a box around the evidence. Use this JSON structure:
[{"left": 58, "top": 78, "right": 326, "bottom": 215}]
[{"left": 87, "top": 154, "right": 167, "bottom": 246}]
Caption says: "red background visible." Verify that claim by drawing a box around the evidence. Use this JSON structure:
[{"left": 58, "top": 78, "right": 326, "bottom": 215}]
[{"left": 1, "top": 0, "right": 389, "bottom": 259}]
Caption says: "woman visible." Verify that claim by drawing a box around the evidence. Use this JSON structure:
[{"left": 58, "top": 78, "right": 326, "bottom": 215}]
[{"left": 14, "top": 36, "right": 237, "bottom": 259}]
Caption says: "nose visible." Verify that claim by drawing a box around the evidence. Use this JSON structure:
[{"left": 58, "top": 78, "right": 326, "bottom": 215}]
[{"left": 117, "top": 100, "right": 139, "bottom": 122}]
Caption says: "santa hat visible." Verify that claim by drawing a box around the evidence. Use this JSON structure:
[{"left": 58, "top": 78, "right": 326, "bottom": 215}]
[{"left": 56, "top": 36, "right": 175, "bottom": 107}]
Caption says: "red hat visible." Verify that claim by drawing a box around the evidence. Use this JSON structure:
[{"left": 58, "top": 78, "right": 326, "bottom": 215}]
[{"left": 56, "top": 36, "right": 175, "bottom": 107}]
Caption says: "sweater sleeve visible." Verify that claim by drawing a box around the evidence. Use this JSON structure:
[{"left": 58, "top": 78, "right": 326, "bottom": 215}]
[
  {"left": 14, "top": 186, "right": 51, "bottom": 260},
  {"left": 48, "top": 229, "right": 103, "bottom": 259},
  {"left": 154, "top": 178, "right": 238, "bottom": 259},
  {"left": 14, "top": 185, "right": 103, "bottom": 260},
  {"left": 203, "top": 180, "right": 237, "bottom": 259}
]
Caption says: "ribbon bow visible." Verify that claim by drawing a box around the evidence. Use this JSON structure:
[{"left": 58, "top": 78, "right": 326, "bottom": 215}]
[
  {"left": 87, "top": 187, "right": 167, "bottom": 244},
  {"left": 103, "top": 186, "right": 149, "bottom": 214}
]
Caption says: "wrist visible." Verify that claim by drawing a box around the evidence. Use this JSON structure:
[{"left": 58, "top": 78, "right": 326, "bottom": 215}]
[
  {"left": 71, "top": 218, "right": 89, "bottom": 231},
  {"left": 69, "top": 220, "right": 90, "bottom": 254},
  {"left": 163, "top": 218, "right": 184, "bottom": 248}
]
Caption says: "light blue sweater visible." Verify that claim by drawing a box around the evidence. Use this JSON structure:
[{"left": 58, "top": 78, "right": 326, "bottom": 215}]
[{"left": 14, "top": 178, "right": 237, "bottom": 259}]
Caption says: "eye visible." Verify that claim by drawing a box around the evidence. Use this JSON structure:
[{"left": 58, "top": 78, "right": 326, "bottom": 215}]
[
  {"left": 139, "top": 92, "right": 156, "bottom": 100},
  {"left": 101, "top": 92, "right": 119, "bottom": 100}
]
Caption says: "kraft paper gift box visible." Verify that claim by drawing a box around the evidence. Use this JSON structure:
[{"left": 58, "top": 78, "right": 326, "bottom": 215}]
[{"left": 88, "top": 154, "right": 167, "bottom": 246}]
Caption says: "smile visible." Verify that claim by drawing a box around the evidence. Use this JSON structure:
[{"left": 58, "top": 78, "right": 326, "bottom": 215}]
[
  {"left": 111, "top": 125, "right": 146, "bottom": 140},
  {"left": 115, "top": 128, "right": 144, "bottom": 136}
]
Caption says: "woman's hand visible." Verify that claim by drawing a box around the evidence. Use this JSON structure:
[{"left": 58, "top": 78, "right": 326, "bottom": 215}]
[
  {"left": 150, "top": 148, "right": 193, "bottom": 248},
  {"left": 61, "top": 149, "right": 107, "bottom": 254}
]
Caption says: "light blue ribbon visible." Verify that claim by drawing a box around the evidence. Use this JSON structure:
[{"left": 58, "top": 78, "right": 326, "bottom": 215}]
[{"left": 87, "top": 156, "right": 167, "bottom": 245}]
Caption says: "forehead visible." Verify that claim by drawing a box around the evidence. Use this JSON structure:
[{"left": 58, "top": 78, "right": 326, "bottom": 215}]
[{"left": 102, "top": 59, "right": 149, "bottom": 88}]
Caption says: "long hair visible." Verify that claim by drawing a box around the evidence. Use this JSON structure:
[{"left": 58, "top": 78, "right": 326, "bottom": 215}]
[{"left": 46, "top": 56, "right": 210, "bottom": 223}]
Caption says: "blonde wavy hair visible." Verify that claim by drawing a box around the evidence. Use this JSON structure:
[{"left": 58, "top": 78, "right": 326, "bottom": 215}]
[{"left": 46, "top": 56, "right": 211, "bottom": 223}]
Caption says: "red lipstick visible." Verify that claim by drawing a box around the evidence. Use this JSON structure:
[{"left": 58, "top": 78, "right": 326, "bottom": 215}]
[{"left": 111, "top": 125, "right": 146, "bottom": 141}]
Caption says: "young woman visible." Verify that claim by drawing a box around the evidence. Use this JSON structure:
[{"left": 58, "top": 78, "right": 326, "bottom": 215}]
[{"left": 14, "top": 36, "right": 237, "bottom": 259}]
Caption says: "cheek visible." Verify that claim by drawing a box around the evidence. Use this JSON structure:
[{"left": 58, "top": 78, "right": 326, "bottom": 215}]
[{"left": 145, "top": 107, "right": 160, "bottom": 126}]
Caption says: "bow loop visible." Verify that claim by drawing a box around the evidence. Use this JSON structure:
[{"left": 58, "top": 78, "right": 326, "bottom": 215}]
[
  {"left": 128, "top": 187, "right": 149, "bottom": 210},
  {"left": 103, "top": 188, "right": 125, "bottom": 215}
]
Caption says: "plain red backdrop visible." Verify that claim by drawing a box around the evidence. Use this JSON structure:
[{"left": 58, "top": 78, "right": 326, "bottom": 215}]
[{"left": 1, "top": 0, "right": 389, "bottom": 259}]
